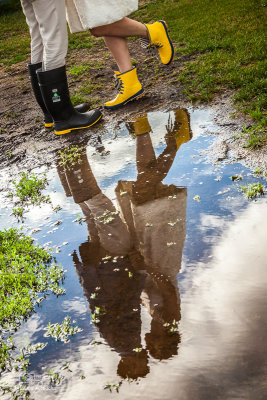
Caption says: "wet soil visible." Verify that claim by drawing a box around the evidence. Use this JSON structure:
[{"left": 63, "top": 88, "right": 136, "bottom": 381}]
[{"left": 0, "top": 39, "right": 266, "bottom": 171}]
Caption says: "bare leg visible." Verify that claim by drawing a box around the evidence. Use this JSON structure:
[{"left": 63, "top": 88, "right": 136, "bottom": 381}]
[
  {"left": 91, "top": 17, "right": 148, "bottom": 39},
  {"left": 104, "top": 37, "right": 132, "bottom": 73}
]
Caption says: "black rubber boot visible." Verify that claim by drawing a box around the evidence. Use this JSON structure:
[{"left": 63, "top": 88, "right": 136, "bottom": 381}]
[
  {"left": 28, "top": 63, "right": 94, "bottom": 129},
  {"left": 37, "top": 66, "right": 102, "bottom": 135}
]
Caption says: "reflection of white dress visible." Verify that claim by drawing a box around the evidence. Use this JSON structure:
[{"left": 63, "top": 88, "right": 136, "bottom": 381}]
[
  {"left": 66, "top": 0, "right": 139, "bottom": 32},
  {"left": 117, "top": 185, "right": 187, "bottom": 283}
]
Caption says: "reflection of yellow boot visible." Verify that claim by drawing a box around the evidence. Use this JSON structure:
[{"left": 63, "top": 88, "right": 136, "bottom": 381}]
[
  {"left": 126, "top": 114, "right": 152, "bottom": 136},
  {"left": 173, "top": 109, "right": 192, "bottom": 150},
  {"left": 166, "top": 109, "right": 192, "bottom": 150},
  {"left": 144, "top": 21, "right": 174, "bottom": 65},
  {"left": 104, "top": 67, "right": 144, "bottom": 110}
]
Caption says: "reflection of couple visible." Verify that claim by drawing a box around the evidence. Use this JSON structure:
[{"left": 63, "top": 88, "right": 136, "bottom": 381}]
[
  {"left": 21, "top": 0, "right": 174, "bottom": 135},
  {"left": 57, "top": 109, "right": 191, "bottom": 379}
]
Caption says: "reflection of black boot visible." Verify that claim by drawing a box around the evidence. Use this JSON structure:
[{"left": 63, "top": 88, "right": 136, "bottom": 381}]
[
  {"left": 36, "top": 65, "right": 102, "bottom": 135},
  {"left": 28, "top": 63, "right": 91, "bottom": 129}
]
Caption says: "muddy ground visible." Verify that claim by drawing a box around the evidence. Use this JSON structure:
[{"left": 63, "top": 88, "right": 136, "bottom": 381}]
[{"left": 0, "top": 39, "right": 266, "bottom": 171}]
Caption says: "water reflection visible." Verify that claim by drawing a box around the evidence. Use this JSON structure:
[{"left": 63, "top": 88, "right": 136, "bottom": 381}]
[{"left": 56, "top": 109, "right": 191, "bottom": 379}]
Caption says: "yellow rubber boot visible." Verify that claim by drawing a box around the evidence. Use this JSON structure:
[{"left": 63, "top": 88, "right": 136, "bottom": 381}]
[
  {"left": 126, "top": 114, "right": 152, "bottom": 136},
  {"left": 166, "top": 108, "right": 192, "bottom": 150},
  {"left": 144, "top": 21, "right": 174, "bottom": 65},
  {"left": 104, "top": 67, "right": 144, "bottom": 110}
]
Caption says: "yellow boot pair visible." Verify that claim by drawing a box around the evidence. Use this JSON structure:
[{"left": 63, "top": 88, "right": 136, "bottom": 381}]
[{"left": 104, "top": 21, "right": 173, "bottom": 110}]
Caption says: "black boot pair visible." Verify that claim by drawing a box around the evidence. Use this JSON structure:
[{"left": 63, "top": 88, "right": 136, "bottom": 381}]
[{"left": 28, "top": 63, "right": 102, "bottom": 135}]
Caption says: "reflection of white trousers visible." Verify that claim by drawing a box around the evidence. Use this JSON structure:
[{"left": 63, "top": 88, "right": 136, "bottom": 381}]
[{"left": 20, "top": 0, "right": 68, "bottom": 70}]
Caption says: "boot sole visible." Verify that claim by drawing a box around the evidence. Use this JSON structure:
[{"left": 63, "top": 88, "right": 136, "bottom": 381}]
[
  {"left": 104, "top": 89, "right": 144, "bottom": 110},
  {"left": 44, "top": 122, "right": 54, "bottom": 128},
  {"left": 54, "top": 114, "right": 102, "bottom": 135},
  {"left": 158, "top": 20, "right": 174, "bottom": 65}
]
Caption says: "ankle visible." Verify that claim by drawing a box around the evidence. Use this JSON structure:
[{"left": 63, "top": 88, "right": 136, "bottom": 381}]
[{"left": 141, "top": 24, "right": 149, "bottom": 40}]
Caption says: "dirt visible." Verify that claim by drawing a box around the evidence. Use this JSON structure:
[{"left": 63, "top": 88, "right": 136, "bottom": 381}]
[{"left": 0, "top": 39, "right": 266, "bottom": 172}]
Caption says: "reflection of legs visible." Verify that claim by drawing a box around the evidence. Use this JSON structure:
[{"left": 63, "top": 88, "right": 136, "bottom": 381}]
[
  {"left": 63, "top": 153, "right": 101, "bottom": 204},
  {"left": 56, "top": 165, "right": 72, "bottom": 197},
  {"left": 136, "top": 133, "right": 156, "bottom": 174},
  {"left": 60, "top": 152, "right": 132, "bottom": 254},
  {"left": 143, "top": 274, "right": 181, "bottom": 360}
]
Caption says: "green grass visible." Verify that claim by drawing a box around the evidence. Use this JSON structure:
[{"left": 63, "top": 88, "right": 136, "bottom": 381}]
[
  {"left": 44, "top": 316, "right": 82, "bottom": 343},
  {"left": 0, "top": 10, "right": 29, "bottom": 65},
  {"left": 0, "top": 228, "right": 65, "bottom": 333},
  {"left": 242, "top": 123, "right": 267, "bottom": 149},
  {"left": 68, "top": 31, "right": 95, "bottom": 50},
  {"left": 58, "top": 145, "right": 85, "bottom": 168},
  {"left": 239, "top": 182, "right": 265, "bottom": 199},
  {"left": 9, "top": 172, "right": 49, "bottom": 205},
  {"left": 68, "top": 63, "right": 91, "bottom": 78},
  {"left": 8, "top": 172, "right": 51, "bottom": 218},
  {"left": 0, "top": 228, "right": 66, "bottom": 397}
]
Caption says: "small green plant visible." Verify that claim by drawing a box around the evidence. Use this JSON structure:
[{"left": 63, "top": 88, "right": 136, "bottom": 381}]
[
  {"left": 133, "top": 347, "right": 142, "bottom": 352},
  {"left": 231, "top": 174, "right": 243, "bottom": 181},
  {"left": 12, "top": 206, "right": 24, "bottom": 219},
  {"left": 0, "top": 382, "right": 30, "bottom": 400},
  {"left": 73, "top": 213, "right": 86, "bottom": 224},
  {"left": 68, "top": 64, "right": 89, "bottom": 77},
  {"left": 53, "top": 205, "right": 62, "bottom": 212},
  {"left": 104, "top": 381, "right": 122, "bottom": 393},
  {"left": 239, "top": 182, "right": 264, "bottom": 199},
  {"left": 96, "top": 209, "right": 119, "bottom": 224},
  {"left": 8, "top": 172, "right": 50, "bottom": 218},
  {"left": 253, "top": 167, "right": 263, "bottom": 175},
  {"left": 44, "top": 316, "right": 82, "bottom": 343},
  {"left": 70, "top": 93, "right": 88, "bottom": 106},
  {"left": 58, "top": 146, "right": 84, "bottom": 169},
  {"left": 47, "top": 369, "right": 62, "bottom": 386},
  {"left": 241, "top": 124, "right": 267, "bottom": 149},
  {"left": 5, "top": 111, "right": 18, "bottom": 119},
  {"left": 62, "top": 361, "right": 72, "bottom": 372},
  {"left": 163, "top": 319, "right": 179, "bottom": 335}
]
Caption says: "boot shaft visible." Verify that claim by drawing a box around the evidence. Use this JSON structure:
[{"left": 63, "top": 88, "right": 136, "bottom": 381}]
[
  {"left": 28, "top": 62, "right": 53, "bottom": 125},
  {"left": 37, "top": 65, "right": 73, "bottom": 122}
]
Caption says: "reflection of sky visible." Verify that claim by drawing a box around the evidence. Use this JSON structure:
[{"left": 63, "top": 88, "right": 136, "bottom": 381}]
[
  {"left": 0, "top": 107, "right": 266, "bottom": 399},
  {"left": 51, "top": 200, "right": 267, "bottom": 400}
]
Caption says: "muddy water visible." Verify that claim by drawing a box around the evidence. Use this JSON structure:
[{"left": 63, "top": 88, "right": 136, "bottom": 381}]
[{"left": 0, "top": 108, "right": 267, "bottom": 400}]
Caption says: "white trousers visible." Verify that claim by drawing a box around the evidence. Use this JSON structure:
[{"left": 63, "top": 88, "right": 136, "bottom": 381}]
[{"left": 20, "top": 0, "right": 68, "bottom": 70}]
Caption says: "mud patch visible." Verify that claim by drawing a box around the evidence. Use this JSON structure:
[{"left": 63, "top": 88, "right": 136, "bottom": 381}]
[{"left": 1, "top": 39, "right": 265, "bottom": 172}]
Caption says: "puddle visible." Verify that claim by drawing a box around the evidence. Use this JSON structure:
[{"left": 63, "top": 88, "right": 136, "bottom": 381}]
[{"left": 0, "top": 108, "right": 266, "bottom": 400}]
